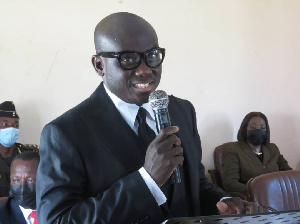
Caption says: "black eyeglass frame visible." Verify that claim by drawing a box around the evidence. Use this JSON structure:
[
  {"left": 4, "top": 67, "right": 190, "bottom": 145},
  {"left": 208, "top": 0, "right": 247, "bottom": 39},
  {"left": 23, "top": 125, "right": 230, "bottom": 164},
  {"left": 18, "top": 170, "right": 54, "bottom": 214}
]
[{"left": 97, "top": 47, "right": 165, "bottom": 70}]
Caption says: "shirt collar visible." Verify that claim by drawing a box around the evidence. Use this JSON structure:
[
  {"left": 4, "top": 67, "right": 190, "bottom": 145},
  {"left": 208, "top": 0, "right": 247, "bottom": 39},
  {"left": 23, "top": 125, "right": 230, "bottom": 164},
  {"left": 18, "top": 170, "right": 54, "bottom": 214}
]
[
  {"left": 103, "top": 84, "right": 155, "bottom": 129},
  {"left": 19, "top": 205, "right": 33, "bottom": 220}
]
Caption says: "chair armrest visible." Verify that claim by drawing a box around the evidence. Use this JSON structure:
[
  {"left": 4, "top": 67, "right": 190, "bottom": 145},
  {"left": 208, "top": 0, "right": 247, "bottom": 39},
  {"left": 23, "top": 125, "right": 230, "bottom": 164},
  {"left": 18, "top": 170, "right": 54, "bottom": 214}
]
[{"left": 208, "top": 169, "right": 224, "bottom": 189}]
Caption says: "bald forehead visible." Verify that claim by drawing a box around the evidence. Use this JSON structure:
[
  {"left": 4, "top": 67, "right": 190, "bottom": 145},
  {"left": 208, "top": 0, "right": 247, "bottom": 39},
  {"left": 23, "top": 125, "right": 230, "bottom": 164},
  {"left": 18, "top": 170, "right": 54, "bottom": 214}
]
[{"left": 94, "top": 12, "right": 158, "bottom": 53}]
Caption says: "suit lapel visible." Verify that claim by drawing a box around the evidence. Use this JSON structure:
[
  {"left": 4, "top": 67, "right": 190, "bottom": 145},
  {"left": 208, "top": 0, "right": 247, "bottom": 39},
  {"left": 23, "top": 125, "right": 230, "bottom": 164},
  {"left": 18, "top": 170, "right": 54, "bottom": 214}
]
[
  {"left": 240, "top": 142, "right": 258, "bottom": 161},
  {"left": 240, "top": 142, "right": 269, "bottom": 164},
  {"left": 262, "top": 144, "right": 271, "bottom": 164},
  {"left": 167, "top": 99, "right": 196, "bottom": 213},
  {"left": 9, "top": 198, "right": 26, "bottom": 224},
  {"left": 81, "top": 83, "right": 146, "bottom": 174}
]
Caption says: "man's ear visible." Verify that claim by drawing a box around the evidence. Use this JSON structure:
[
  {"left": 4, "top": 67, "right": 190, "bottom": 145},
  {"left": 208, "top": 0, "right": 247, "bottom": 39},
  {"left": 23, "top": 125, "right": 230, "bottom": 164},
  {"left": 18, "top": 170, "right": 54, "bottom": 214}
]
[{"left": 91, "top": 55, "right": 104, "bottom": 76}]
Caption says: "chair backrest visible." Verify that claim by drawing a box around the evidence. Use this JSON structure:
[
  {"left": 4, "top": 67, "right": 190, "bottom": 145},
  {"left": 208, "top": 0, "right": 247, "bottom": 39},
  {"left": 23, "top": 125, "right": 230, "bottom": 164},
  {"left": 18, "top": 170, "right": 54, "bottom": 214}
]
[
  {"left": 209, "top": 143, "right": 232, "bottom": 190},
  {"left": 247, "top": 170, "right": 300, "bottom": 211},
  {"left": 214, "top": 142, "right": 232, "bottom": 175}
]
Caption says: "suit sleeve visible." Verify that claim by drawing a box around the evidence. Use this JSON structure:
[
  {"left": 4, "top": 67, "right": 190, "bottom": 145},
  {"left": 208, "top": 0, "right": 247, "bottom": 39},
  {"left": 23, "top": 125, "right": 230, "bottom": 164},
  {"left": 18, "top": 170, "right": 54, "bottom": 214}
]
[
  {"left": 222, "top": 148, "right": 247, "bottom": 193},
  {"left": 273, "top": 144, "right": 293, "bottom": 171},
  {"left": 36, "top": 123, "right": 164, "bottom": 224},
  {"left": 189, "top": 102, "right": 230, "bottom": 215}
]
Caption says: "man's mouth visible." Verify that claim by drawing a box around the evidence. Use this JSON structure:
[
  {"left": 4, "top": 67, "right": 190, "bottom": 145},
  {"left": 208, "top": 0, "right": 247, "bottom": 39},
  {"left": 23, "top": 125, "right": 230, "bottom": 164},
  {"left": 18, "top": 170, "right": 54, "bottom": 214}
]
[{"left": 134, "top": 83, "right": 150, "bottom": 88}]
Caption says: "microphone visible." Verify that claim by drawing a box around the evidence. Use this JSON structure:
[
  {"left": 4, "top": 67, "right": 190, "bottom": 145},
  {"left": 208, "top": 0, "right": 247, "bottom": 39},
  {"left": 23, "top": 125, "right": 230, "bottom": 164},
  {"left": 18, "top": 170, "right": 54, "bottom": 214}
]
[{"left": 149, "top": 90, "right": 181, "bottom": 184}]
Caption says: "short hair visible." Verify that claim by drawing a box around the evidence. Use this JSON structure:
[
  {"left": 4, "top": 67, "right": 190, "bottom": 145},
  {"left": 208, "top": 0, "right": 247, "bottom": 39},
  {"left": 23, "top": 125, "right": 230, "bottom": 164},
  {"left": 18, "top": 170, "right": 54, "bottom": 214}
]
[
  {"left": 11, "top": 151, "right": 40, "bottom": 168},
  {"left": 237, "top": 112, "right": 270, "bottom": 144}
]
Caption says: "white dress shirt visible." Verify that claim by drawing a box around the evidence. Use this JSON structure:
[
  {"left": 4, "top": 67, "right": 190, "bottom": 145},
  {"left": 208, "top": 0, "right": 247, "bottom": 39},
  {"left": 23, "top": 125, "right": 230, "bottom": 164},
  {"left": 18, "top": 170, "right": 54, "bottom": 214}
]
[
  {"left": 104, "top": 84, "right": 166, "bottom": 206},
  {"left": 19, "top": 206, "right": 36, "bottom": 224}
]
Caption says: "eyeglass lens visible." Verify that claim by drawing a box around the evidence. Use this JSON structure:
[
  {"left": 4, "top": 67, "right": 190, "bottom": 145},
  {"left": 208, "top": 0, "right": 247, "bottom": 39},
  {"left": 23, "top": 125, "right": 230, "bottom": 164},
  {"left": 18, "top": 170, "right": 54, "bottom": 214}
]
[{"left": 120, "top": 49, "right": 164, "bottom": 69}]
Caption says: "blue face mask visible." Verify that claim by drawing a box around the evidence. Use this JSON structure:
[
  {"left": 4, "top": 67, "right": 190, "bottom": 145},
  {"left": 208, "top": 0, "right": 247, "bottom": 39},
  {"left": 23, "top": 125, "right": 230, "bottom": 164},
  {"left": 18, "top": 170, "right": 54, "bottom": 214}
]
[{"left": 0, "top": 127, "right": 19, "bottom": 147}]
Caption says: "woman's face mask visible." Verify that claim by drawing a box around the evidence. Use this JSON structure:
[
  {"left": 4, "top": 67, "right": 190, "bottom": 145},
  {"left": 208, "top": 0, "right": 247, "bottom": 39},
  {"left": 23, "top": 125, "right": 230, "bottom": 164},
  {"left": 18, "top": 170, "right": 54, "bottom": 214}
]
[
  {"left": 9, "top": 184, "right": 36, "bottom": 209},
  {"left": 0, "top": 127, "right": 19, "bottom": 147},
  {"left": 247, "top": 129, "right": 267, "bottom": 146}
]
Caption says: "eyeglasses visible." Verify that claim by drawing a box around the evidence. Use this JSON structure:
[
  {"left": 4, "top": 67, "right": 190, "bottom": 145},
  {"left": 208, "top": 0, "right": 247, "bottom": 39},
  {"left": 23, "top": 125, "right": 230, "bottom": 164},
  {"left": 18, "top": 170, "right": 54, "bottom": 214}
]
[{"left": 98, "top": 48, "right": 165, "bottom": 70}]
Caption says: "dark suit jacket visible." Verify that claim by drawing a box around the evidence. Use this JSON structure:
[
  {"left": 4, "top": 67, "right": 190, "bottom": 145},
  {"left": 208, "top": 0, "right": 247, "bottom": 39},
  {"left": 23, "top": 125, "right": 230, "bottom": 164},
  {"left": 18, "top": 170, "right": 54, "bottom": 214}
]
[
  {"left": 36, "top": 82, "right": 228, "bottom": 224},
  {"left": 222, "top": 141, "right": 292, "bottom": 193},
  {"left": 0, "top": 197, "right": 26, "bottom": 224}
]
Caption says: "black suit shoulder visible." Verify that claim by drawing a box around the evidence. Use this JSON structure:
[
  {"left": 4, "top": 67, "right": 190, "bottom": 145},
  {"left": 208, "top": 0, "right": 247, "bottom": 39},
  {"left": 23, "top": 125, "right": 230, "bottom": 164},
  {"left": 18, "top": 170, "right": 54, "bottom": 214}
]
[
  {"left": 169, "top": 95, "right": 193, "bottom": 108},
  {"left": 50, "top": 84, "right": 106, "bottom": 128},
  {"left": 0, "top": 197, "right": 26, "bottom": 224}
]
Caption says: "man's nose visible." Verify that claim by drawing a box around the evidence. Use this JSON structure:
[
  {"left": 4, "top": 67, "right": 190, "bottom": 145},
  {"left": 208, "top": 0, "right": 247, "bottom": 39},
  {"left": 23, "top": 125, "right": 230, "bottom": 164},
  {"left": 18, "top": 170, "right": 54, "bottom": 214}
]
[
  {"left": 4, "top": 123, "right": 16, "bottom": 128},
  {"left": 18, "top": 179, "right": 26, "bottom": 185},
  {"left": 134, "top": 60, "right": 152, "bottom": 76}
]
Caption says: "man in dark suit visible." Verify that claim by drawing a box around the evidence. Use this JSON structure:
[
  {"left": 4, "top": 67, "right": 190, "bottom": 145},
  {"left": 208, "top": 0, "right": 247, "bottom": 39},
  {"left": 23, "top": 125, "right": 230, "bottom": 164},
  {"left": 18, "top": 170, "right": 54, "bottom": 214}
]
[
  {"left": 36, "top": 12, "right": 262, "bottom": 224},
  {"left": 0, "top": 151, "right": 39, "bottom": 224}
]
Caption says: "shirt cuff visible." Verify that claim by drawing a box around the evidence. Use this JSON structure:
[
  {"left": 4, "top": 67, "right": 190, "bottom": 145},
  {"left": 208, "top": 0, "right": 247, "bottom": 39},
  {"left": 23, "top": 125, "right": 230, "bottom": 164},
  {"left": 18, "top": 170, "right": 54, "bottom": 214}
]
[
  {"left": 138, "top": 167, "right": 167, "bottom": 206},
  {"left": 220, "top": 196, "right": 231, "bottom": 201}
]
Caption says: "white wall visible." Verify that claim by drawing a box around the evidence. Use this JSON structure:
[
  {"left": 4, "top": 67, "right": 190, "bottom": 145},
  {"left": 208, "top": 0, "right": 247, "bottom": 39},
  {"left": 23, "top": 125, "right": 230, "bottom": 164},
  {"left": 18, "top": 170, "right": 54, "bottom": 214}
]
[{"left": 1, "top": 1, "right": 299, "bottom": 178}]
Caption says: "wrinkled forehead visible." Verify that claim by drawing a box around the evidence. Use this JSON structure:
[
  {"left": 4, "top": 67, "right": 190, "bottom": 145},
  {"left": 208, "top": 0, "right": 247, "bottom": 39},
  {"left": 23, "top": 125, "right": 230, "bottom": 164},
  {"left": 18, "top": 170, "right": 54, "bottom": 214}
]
[
  {"left": 11, "top": 159, "right": 39, "bottom": 174},
  {"left": 94, "top": 13, "right": 158, "bottom": 53}
]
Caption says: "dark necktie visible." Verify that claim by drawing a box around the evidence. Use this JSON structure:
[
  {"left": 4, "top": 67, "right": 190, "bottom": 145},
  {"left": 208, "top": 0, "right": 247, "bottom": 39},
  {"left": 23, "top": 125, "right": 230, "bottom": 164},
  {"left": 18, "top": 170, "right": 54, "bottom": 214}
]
[
  {"left": 136, "top": 107, "right": 156, "bottom": 147},
  {"left": 30, "top": 210, "right": 38, "bottom": 224},
  {"left": 137, "top": 108, "right": 172, "bottom": 209}
]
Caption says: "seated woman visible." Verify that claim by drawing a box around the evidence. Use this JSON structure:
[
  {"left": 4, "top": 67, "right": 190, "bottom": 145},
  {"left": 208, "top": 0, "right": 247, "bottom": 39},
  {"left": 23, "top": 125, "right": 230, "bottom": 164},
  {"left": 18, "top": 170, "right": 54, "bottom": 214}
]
[{"left": 222, "top": 112, "right": 292, "bottom": 194}]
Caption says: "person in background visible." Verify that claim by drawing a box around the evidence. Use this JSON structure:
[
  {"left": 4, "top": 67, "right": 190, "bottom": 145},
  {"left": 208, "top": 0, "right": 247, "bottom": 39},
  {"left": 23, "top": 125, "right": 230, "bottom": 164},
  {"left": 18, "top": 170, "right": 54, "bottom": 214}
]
[
  {"left": 36, "top": 12, "right": 265, "bottom": 224},
  {"left": 0, "top": 151, "right": 39, "bottom": 224},
  {"left": 222, "top": 112, "right": 292, "bottom": 194},
  {"left": 0, "top": 101, "right": 39, "bottom": 197}
]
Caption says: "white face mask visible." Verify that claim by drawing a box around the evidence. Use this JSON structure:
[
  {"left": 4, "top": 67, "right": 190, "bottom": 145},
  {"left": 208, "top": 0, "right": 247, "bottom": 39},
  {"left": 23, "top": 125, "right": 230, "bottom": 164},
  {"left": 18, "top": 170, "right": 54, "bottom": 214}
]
[{"left": 0, "top": 127, "right": 19, "bottom": 147}]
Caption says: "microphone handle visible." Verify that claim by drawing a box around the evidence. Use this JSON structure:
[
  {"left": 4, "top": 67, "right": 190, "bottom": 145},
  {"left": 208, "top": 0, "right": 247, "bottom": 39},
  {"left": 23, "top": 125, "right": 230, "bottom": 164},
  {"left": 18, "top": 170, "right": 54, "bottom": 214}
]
[{"left": 153, "top": 108, "right": 181, "bottom": 184}]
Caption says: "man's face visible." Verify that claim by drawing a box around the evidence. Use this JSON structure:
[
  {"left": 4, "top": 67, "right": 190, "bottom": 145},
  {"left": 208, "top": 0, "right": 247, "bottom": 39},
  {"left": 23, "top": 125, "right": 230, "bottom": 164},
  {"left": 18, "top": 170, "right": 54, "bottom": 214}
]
[
  {"left": 0, "top": 117, "right": 19, "bottom": 130},
  {"left": 10, "top": 158, "right": 39, "bottom": 209},
  {"left": 10, "top": 159, "right": 38, "bottom": 186},
  {"left": 102, "top": 54, "right": 162, "bottom": 106},
  {"left": 96, "top": 29, "right": 162, "bottom": 106}
]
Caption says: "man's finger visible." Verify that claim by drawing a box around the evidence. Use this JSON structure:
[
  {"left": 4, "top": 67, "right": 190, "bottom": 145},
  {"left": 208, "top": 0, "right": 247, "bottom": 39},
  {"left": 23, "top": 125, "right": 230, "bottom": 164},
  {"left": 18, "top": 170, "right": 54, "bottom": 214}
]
[
  {"left": 216, "top": 202, "right": 229, "bottom": 214},
  {"left": 222, "top": 198, "right": 246, "bottom": 214},
  {"left": 155, "top": 126, "right": 179, "bottom": 142}
]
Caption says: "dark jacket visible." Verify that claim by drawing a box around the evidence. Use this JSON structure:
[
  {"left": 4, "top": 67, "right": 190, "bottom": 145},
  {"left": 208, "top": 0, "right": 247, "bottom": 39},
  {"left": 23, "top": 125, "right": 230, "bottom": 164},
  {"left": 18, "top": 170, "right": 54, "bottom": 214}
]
[
  {"left": 0, "top": 197, "right": 26, "bottom": 224},
  {"left": 222, "top": 141, "right": 292, "bottom": 193},
  {"left": 36, "top": 82, "right": 228, "bottom": 224}
]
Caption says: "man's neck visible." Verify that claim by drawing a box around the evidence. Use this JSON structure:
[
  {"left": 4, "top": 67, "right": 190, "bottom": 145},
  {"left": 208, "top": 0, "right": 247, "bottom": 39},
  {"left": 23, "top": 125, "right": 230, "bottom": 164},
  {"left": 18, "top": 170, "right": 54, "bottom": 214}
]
[{"left": 0, "top": 144, "right": 15, "bottom": 158}]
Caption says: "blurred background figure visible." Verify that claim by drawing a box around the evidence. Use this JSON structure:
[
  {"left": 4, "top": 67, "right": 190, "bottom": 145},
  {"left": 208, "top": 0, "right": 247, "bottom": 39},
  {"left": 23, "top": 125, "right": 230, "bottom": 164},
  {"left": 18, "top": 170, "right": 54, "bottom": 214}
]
[
  {"left": 0, "top": 151, "right": 39, "bottom": 224},
  {"left": 222, "top": 112, "right": 292, "bottom": 194},
  {"left": 0, "top": 101, "right": 39, "bottom": 197}
]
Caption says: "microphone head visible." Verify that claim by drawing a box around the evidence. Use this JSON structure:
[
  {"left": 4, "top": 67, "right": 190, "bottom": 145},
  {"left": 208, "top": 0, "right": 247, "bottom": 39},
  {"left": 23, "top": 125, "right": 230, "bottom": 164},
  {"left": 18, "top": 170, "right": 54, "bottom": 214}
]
[{"left": 149, "top": 90, "right": 169, "bottom": 110}]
